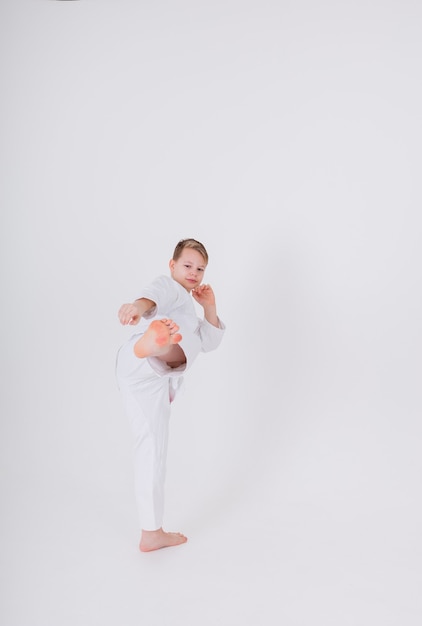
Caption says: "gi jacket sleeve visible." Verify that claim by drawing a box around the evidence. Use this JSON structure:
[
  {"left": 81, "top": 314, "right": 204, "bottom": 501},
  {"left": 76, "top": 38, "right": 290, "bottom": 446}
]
[
  {"left": 198, "top": 317, "right": 226, "bottom": 353},
  {"left": 138, "top": 275, "right": 182, "bottom": 318}
]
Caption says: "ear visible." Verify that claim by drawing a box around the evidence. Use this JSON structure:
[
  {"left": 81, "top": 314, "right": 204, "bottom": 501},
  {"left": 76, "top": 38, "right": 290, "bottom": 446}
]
[{"left": 169, "top": 258, "right": 175, "bottom": 271}]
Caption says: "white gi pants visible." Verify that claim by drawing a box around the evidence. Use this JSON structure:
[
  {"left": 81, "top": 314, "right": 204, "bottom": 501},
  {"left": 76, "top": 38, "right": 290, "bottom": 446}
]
[{"left": 116, "top": 333, "right": 184, "bottom": 531}]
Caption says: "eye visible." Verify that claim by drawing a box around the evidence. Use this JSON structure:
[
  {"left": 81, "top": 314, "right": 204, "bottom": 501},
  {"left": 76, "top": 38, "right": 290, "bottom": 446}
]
[{"left": 184, "top": 264, "right": 191, "bottom": 268}]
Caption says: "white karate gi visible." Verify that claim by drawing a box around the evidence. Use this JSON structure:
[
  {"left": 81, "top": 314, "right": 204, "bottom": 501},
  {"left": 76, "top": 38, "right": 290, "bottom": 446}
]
[{"left": 116, "top": 275, "right": 225, "bottom": 531}]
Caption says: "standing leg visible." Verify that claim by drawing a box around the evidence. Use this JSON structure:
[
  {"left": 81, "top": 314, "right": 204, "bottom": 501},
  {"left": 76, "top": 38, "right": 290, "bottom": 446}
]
[
  {"left": 119, "top": 378, "right": 170, "bottom": 531},
  {"left": 116, "top": 320, "right": 188, "bottom": 551}
]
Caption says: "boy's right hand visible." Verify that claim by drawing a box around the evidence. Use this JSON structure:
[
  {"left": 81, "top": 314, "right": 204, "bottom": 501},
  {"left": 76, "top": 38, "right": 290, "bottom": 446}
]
[{"left": 118, "top": 303, "right": 141, "bottom": 325}]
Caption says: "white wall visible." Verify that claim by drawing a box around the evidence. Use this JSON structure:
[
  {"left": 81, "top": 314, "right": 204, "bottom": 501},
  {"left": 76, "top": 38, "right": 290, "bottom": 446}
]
[{"left": 1, "top": 1, "right": 421, "bottom": 624}]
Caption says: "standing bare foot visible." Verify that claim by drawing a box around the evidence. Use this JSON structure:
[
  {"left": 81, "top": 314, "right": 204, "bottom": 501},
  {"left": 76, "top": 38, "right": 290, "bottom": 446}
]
[
  {"left": 134, "top": 319, "right": 182, "bottom": 359},
  {"left": 139, "top": 528, "right": 188, "bottom": 552}
]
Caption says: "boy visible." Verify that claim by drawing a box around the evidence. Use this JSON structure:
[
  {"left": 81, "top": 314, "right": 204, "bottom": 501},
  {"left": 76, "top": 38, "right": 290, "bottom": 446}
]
[{"left": 116, "top": 239, "right": 225, "bottom": 552}]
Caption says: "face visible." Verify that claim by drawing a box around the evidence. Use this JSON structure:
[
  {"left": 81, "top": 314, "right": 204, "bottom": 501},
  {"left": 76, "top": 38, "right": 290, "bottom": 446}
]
[{"left": 169, "top": 248, "right": 207, "bottom": 292}]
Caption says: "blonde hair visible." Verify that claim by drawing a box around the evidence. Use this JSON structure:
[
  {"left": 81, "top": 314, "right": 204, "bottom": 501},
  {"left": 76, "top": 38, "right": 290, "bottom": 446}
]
[{"left": 172, "top": 238, "right": 209, "bottom": 264}]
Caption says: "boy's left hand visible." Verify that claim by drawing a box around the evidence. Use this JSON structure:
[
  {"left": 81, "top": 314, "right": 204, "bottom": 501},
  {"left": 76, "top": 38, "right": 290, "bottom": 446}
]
[{"left": 192, "top": 284, "right": 216, "bottom": 307}]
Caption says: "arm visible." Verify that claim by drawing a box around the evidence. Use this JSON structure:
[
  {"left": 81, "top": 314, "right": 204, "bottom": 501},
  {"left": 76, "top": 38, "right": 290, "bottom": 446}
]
[
  {"left": 192, "top": 284, "right": 220, "bottom": 328},
  {"left": 118, "top": 297, "right": 156, "bottom": 326}
]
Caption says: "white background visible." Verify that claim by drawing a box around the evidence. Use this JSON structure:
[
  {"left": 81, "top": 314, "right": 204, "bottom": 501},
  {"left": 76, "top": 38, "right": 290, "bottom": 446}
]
[{"left": 1, "top": 1, "right": 421, "bottom": 624}]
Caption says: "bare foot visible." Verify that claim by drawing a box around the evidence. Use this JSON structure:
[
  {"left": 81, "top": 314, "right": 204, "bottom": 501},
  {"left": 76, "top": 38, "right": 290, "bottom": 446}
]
[
  {"left": 139, "top": 528, "right": 188, "bottom": 552},
  {"left": 134, "top": 319, "right": 182, "bottom": 359}
]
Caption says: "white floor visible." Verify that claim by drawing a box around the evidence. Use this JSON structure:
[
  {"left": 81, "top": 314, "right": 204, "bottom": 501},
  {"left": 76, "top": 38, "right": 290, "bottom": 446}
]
[
  {"left": 3, "top": 466, "right": 421, "bottom": 625},
  {"left": 2, "top": 374, "right": 421, "bottom": 626}
]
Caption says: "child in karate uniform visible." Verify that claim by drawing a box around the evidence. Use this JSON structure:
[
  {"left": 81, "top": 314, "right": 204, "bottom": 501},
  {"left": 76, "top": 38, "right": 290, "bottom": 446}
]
[{"left": 116, "top": 239, "right": 225, "bottom": 552}]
